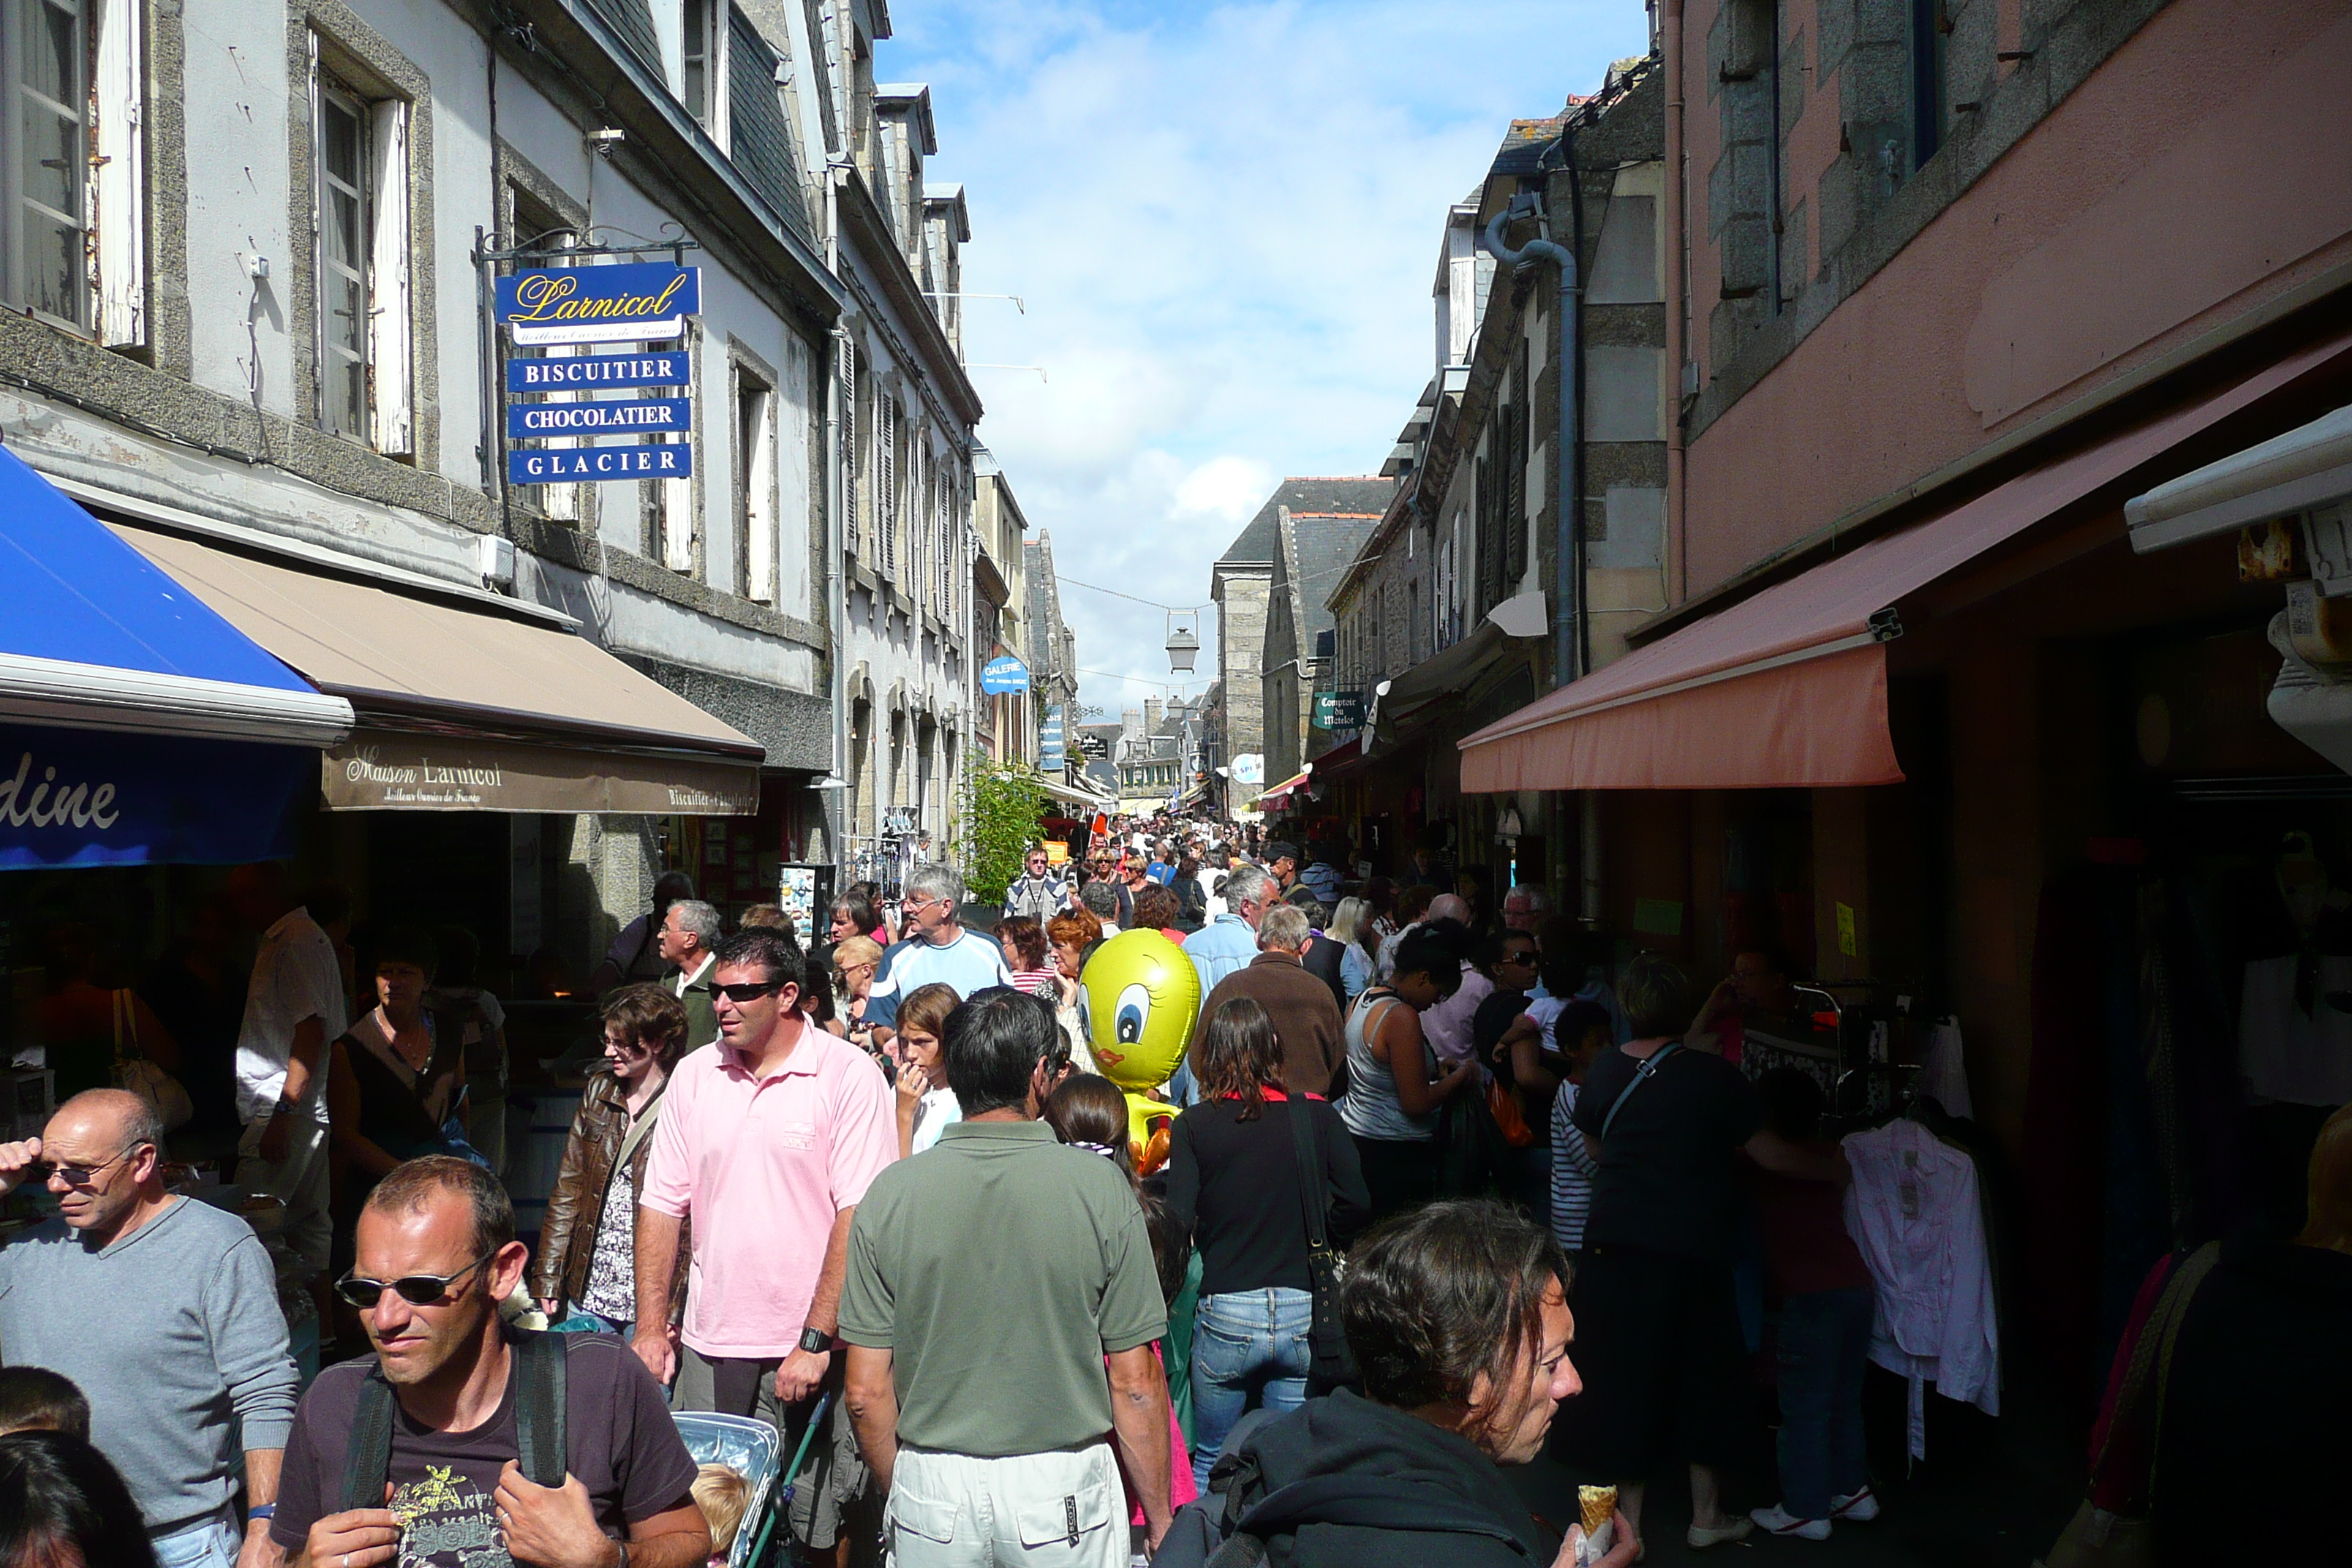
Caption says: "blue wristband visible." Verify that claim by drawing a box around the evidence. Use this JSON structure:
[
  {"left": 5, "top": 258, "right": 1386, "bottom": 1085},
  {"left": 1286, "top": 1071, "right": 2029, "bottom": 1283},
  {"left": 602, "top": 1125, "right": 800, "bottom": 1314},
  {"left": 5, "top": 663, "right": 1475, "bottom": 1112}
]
[{"left": 247, "top": 1504, "right": 276, "bottom": 1522}]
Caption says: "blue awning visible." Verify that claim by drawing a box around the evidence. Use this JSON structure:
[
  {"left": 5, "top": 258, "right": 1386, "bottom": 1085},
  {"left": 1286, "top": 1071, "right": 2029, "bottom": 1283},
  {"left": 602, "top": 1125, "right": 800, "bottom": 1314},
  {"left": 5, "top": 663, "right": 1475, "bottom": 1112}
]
[{"left": 0, "top": 447, "right": 352, "bottom": 867}]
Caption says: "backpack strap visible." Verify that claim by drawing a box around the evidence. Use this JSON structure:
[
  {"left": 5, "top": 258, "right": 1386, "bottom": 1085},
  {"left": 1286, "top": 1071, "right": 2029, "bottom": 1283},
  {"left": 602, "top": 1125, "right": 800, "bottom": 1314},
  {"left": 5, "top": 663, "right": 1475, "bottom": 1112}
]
[
  {"left": 512, "top": 1330, "right": 570, "bottom": 1488},
  {"left": 342, "top": 1368, "right": 399, "bottom": 1512},
  {"left": 343, "top": 1335, "right": 568, "bottom": 1510}
]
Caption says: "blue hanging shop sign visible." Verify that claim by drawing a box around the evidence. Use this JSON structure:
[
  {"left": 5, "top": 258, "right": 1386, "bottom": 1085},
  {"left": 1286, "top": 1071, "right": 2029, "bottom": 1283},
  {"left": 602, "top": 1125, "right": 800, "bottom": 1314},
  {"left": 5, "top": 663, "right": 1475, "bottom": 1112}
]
[
  {"left": 497, "top": 263, "right": 701, "bottom": 346},
  {"left": 508, "top": 444, "right": 693, "bottom": 485},
  {"left": 505, "top": 350, "right": 690, "bottom": 392}
]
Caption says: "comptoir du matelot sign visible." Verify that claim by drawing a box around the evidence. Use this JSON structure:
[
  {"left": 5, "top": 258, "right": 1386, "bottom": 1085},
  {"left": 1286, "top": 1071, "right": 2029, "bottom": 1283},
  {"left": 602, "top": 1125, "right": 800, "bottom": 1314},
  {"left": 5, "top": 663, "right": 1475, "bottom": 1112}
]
[{"left": 498, "top": 263, "right": 700, "bottom": 485}]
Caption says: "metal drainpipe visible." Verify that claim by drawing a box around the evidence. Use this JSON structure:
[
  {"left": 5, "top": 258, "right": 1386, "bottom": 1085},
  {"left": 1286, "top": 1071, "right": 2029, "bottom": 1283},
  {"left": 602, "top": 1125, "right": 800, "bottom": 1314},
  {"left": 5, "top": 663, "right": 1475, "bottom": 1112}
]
[
  {"left": 823, "top": 166, "right": 851, "bottom": 876},
  {"left": 1483, "top": 195, "right": 1582, "bottom": 687}
]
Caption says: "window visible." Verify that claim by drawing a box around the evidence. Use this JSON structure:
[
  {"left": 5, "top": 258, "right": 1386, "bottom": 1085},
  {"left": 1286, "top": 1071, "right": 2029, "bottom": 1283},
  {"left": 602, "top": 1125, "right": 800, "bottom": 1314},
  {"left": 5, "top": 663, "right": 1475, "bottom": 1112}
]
[
  {"left": 879, "top": 394, "right": 899, "bottom": 577},
  {"left": 738, "top": 365, "right": 777, "bottom": 601},
  {"left": 682, "top": 0, "right": 714, "bottom": 124},
  {"left": 507, "top": 189, "right": 581, "bottom": 522},
  {"left": 307, "top": 38, "right": 412, "bottom": 452},
  {"left": 4, "top": 0, "right": 143, "bottom": 342}
]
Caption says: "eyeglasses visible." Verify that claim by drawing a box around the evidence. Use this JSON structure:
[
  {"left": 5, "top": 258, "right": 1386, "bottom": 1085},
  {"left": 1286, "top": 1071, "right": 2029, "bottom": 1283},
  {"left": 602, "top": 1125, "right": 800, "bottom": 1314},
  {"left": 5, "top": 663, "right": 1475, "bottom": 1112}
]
[
  {"left": 334, "top": 1248, "right": 499, "bottom": 1309},
  {"left": 34, "top": 1147, "right": 140, "bottom": 1188},
  {"left": 714, "top": 980, "right": 785, "bottom": 1003}
]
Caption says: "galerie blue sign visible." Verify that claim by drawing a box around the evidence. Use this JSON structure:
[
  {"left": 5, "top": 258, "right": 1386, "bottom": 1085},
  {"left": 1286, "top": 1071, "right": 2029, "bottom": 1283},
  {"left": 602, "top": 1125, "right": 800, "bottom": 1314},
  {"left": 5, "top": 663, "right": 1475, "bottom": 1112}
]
[
  {"left": 980, "top": 655, "right": 1030, "bottom": 695},
  {"left": 508, "top": 444, "right": 693, "bottom": 484},
  {"left": 507, "top": 398, "right": 691, "bottom": 438},
  {"left": 497, "top": 263, "right": 701, "bottom": 346},
  {"left": 506, "top": 350, "right": 689, "bottom": 391}
]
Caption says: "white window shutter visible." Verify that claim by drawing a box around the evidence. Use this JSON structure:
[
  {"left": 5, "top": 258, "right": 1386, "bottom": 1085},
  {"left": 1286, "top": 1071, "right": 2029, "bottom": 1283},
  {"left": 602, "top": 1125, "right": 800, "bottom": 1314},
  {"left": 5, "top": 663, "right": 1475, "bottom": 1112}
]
[
  {"left": 663, "top": 465, "right": 695, "bottom": 570},
  {"left": 778, "top": 333, "right": 812, "bottom": 609},
  {"left": 875, "top": 402, "right": 889, "bottom": 580},
  {"left": 368, "top": 98, "right": 413, "bottom": 454},
  {"left": 93, "top": 0, "right": 146, "bottom": 348},
  {"left": 745, "top": 382, "right": 776, "bottom": 603}
]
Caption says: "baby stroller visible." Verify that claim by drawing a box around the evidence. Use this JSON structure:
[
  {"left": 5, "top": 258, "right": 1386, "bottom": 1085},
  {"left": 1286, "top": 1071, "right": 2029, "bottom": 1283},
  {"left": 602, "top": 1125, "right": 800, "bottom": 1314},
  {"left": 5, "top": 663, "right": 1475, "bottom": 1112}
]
[{"left": 674, "top": 1395, "right": 834, "bottom": 1567}]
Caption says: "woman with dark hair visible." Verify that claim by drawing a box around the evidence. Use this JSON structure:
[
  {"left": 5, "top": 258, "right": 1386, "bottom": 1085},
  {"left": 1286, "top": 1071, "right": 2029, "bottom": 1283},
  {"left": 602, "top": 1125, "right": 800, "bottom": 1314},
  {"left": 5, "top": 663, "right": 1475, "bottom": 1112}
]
[
  {"left": 1555, "top": 953, "right": 1842, "bottom": 1555},
  {"left": 326, "top": 927, "right": 467, "bottom": 1273},
  {"left": 995, "top": 915, "right": 1059, "bottom": 998},
  {"left": 1166, "top": 998, "right": 1370, "bottom": 1488},
  {"left": 533, "top": 983, "right": 693, "bottom": 1339},
  {"left": 1044, "top": 1074, "right": 1200, "bottom": 1527},
  {"left": 892, "top": 982, "right": 963, "bottom": 1158},
  {"left": 1338, "top": 922, "right": 1475, "bottom": 1221},
  {"left": 1134, "top": 883, "right": 1188, "bottom": 943},
  {"left": 1196, "top": 1199, "right": 1636, "bottom": 1568},
  {"left": 0, "top": 1429, "right": 160, "bottom": 1568},
  {"left": 1376, "top": 885, "right": 1439, "bottom": 981},
  {"left": 829, "top": 887, "right": 886, "bottom": 946},
  {"left": 1174, "top": 856, "right": 1208, "bottom": 921}
]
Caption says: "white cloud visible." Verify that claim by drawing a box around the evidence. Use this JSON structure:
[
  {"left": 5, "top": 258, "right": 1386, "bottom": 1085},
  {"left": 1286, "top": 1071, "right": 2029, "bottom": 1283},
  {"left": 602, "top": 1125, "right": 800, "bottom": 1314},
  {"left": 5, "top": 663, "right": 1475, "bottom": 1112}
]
[{"left": 883, "top": 0, "right": 1651, "bottom": 715}]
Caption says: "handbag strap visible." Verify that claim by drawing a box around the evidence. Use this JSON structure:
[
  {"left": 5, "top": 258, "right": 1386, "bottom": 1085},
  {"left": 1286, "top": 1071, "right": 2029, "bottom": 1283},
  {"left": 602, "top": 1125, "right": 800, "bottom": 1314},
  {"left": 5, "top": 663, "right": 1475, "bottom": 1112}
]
[
  {"left": 1599, "top": 1041, "right": 1683, "bottom": 1143},
  {"left": 611, "top": 1081, "right": 667, "bottom": 1179},
  {"left": 1285, "top": 1096, "right": 1330, "bottom": 1252}
]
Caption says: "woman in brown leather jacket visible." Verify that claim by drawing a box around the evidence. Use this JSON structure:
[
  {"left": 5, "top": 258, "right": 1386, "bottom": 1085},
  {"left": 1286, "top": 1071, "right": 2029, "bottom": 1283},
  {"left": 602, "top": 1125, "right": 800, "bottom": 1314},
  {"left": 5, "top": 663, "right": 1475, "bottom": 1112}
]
[{"left": 532, "top": 984, "right": 692, "bottom": 1338}]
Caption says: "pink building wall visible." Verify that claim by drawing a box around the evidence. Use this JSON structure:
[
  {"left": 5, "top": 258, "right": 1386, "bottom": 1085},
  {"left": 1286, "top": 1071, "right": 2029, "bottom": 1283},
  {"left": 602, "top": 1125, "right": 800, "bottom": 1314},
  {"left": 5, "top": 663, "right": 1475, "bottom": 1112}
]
[{"left": 1678, "top": 0, "right": 2352, "bottom": 596}]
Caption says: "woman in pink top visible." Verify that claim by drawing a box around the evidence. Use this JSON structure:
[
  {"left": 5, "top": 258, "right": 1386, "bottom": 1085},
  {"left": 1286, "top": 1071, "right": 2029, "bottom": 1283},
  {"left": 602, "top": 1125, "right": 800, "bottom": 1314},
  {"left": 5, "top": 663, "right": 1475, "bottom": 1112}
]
[{"left": 1043, "top": 1074, "right": 1200, "bottom": 1524}]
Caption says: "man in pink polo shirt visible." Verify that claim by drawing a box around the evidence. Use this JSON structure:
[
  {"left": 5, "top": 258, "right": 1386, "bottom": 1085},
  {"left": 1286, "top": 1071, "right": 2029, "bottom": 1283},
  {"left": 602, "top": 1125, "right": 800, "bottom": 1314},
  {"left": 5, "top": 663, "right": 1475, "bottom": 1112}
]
[{"left": 631, "top": 927, "right": 897, "bottom": 1441}]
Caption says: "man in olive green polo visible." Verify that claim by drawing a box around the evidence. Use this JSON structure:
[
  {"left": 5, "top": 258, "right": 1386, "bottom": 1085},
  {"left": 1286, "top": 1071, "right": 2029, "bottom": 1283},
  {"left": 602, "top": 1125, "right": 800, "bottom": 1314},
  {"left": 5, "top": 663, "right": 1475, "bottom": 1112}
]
[
  {"left": 840, "top": 988, "right": 1172, "bottom": 1565},
  {"left": 660, "top": 899, "right": 722, "bottom": 1051}
]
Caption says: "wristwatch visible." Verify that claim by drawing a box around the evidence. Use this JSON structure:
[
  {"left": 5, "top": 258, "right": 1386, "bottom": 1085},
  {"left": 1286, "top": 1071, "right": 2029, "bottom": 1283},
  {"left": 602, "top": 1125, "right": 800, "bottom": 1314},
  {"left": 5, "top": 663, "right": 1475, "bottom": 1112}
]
[{"left": 798, "top": 1325, "right": 834, "bottom": 1355}]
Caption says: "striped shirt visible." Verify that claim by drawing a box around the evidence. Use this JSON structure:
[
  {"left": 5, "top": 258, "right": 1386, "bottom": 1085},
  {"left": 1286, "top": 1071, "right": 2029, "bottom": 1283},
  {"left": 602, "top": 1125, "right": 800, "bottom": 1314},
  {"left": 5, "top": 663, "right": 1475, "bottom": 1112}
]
[{"left": 1550, "top": 1079, "right": 1599, "bottom": 1251}]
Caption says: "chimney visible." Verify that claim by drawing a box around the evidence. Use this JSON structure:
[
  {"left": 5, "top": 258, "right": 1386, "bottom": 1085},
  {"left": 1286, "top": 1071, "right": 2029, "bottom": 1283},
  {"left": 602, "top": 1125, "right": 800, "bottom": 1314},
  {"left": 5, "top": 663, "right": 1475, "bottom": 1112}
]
[
  {"left": 1145, "top": 698, "right": 1164, "bottom": 733},
  {"left": 1122, "top": 708, "right": 1142, "bottom": 738}
]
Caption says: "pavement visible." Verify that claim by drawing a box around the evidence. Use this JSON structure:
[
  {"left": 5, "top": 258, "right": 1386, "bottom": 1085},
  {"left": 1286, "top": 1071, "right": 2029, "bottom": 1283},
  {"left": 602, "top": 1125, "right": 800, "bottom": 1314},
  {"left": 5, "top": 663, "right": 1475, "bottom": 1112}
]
[{"left": 1504, "top": 1365, "right": 2087, "bottom": 1567}]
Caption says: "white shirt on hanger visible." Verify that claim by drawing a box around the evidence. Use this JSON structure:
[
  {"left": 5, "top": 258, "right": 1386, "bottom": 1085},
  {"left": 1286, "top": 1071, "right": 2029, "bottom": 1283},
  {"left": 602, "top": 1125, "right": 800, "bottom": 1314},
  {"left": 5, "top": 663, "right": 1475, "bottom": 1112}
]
[{"left": 1842, "top": 1117, "right": 1999, "bottom": 1459}]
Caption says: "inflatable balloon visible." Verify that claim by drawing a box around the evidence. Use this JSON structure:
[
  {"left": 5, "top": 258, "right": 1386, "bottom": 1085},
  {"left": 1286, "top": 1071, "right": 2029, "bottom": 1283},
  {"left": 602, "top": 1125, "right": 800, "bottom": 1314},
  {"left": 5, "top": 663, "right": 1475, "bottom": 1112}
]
[{"left": 1079, "top": 928, "right": 1201, "bottom": 1170}]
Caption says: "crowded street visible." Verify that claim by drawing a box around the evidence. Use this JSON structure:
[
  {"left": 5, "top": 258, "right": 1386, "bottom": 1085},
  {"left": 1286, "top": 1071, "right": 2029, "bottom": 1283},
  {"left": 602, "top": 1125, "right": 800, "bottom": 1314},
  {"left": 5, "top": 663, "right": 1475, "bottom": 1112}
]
[{"left": 4, "top": 1, "right": 2352, "bottom": 1566}]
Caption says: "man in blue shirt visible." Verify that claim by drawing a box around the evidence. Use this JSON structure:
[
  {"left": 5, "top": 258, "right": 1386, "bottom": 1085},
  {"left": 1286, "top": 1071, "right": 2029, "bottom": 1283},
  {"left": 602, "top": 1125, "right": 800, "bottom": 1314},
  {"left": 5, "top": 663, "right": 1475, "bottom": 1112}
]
[
  {"left": 867, "top": 864, "right": 1019, "bottom": 1047},
  {"left": 1181, "top": 864, "right": 1277, "bottom": 994}
]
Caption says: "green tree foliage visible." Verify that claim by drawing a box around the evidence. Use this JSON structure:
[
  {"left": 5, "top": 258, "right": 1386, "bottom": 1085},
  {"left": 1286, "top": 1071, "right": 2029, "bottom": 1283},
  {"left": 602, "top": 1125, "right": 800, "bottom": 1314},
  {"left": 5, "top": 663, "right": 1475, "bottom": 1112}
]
[{"left": 962, "top": 760, "right": 1048, "bottom": 903}]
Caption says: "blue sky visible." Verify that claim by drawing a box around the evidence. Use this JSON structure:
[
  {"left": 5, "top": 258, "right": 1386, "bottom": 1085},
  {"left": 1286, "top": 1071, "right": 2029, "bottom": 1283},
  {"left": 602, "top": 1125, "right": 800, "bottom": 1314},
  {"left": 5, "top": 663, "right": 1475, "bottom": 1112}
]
[{"left": 880, "top": 0, "right": 1654, "bottom": 718}]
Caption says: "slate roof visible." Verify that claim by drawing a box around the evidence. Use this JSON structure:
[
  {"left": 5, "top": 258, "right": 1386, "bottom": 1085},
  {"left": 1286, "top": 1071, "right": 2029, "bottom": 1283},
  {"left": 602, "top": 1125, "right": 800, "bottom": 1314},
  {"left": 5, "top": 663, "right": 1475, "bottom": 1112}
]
[
  {"left": 1215, "top": 478, "right": 1397, "bottom": 570},
  {"left": 581, "top": 0, "right": 662, "bottom": 75},
  {"left": 1283, "top": 510, "right": 1384, "bottom": 642},
  {"left": 728, "top": 13, "right": 815, "bottom": 244}
]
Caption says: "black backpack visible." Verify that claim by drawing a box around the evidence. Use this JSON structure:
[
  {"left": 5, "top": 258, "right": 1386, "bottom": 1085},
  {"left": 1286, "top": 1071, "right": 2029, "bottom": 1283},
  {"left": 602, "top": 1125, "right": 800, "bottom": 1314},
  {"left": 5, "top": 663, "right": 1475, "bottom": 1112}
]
[
  {"left": 342, "top": 1330, "right": 568, "bottom": 1510},
  {"left": 1155, "top": 1428, "right": 1531, "bottom": 1568}
]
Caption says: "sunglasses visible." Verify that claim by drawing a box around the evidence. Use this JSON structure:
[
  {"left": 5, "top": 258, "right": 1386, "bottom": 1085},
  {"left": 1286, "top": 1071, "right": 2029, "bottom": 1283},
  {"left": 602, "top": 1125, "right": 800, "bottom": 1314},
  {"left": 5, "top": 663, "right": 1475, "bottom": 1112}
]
[
  {"left": 33, "top": 1147, "right": 140, "bottom": 1188},
  {"left": 335, "top": 1248, "right": 498, "bottom": 1309},
  {"left": 714, "top": 980, "right": 785, "bottom": 1003}
]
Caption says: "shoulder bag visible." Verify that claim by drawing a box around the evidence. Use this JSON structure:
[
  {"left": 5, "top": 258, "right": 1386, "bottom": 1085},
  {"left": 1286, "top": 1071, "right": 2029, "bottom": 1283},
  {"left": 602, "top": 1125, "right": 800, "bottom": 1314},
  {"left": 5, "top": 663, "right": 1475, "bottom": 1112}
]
[
  {"left": 112, "top": 990, "right": 193, "bottom": 1131},
  {"left": 1285, "top": 1097, "right": 1357, "bottom": 1386}
]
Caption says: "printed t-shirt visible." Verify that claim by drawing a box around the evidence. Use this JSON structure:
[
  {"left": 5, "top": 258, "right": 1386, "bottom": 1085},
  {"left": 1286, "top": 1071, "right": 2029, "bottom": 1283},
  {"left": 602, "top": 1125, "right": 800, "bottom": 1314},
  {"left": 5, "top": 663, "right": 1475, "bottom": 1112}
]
[
  {"left": 269, "top": 1333, "right": 696, "bottom": 1565},
  {"left": 864, "top": 929, "right": 1018, "bottom": 1028}
]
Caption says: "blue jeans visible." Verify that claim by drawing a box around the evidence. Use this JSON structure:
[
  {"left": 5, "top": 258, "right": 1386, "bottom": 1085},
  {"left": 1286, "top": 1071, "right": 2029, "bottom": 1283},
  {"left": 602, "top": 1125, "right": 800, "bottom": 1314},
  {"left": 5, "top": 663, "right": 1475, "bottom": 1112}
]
[
  {"left": 1190, "top": 1288, "right": 1313, "bottom": 1490},
  {"left": 151, "top": 1511, "right": 239, "bottom": 1568},
  {"left": 1775, "top": 1286, "right": 1872, "bottom": 1519}
]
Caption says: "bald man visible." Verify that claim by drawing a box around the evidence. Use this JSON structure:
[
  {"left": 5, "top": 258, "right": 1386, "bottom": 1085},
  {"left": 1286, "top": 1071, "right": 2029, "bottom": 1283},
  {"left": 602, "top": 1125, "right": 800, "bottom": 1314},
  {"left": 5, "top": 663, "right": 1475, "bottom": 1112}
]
[{"left": 0, "top": 1090, "right": 298, "bottom": 1568}]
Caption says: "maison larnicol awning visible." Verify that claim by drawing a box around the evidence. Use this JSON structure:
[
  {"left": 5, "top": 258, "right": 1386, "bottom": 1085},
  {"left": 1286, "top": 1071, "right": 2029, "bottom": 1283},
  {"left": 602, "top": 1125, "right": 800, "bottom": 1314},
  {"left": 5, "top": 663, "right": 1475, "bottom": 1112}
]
[
  {"left": 113, "top": 524, "right": 766, "bottom": 815},
  {"left": 1458, "top": 328, "right": 2352, "bottom": 794},
  {"left": 0, "top": 447, "right": 353, "bottom": 867}
]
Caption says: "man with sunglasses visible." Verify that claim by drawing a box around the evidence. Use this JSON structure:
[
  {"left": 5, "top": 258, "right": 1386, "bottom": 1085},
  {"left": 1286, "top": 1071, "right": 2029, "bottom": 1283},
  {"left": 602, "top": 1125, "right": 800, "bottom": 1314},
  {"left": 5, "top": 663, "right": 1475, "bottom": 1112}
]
[
  {"left": 270, "top": 1158, "right": 706, "bottom": 1568},
  {"left": 633, "top": 930, "right": 897, "bottom": 1464},
  {"left": 0, "top": 1090, "right": 299, "bottom": 1568}
]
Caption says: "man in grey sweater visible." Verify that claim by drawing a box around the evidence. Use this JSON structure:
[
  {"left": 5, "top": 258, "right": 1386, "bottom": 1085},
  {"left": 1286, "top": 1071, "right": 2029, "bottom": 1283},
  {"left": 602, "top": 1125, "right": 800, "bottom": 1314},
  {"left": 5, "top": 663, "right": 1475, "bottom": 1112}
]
[{"left": 0, "top": 1089, "right": 300, "bottom": 1568}]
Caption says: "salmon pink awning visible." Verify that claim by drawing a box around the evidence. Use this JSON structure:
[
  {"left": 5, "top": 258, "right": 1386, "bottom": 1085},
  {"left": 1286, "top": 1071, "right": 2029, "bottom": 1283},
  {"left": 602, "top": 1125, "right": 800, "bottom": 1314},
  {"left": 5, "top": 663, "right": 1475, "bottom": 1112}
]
[{"left": 1459, "top": 330, "right": 2352, "bottom": 794}]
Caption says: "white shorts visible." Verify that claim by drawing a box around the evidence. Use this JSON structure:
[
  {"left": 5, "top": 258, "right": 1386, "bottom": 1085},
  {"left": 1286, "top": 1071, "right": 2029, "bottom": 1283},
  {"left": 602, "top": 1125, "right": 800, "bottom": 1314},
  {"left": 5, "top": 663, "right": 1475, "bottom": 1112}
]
[{"left": 887, "top": 1441, "right": 1124, "bottom": 1568}]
